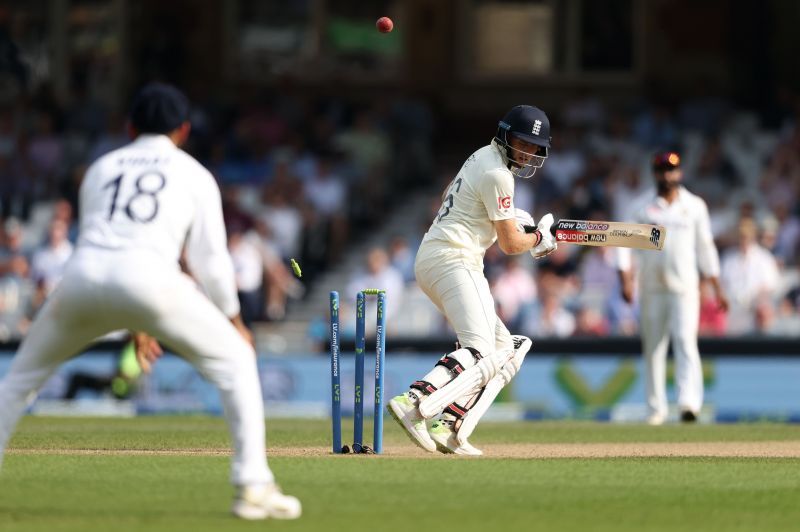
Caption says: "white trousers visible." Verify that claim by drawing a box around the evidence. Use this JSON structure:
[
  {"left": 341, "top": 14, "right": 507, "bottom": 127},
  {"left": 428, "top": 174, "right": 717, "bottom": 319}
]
[
  {"left": 0, "top": 248, "right": 273, "bottom": 486},
  {"left": 415, "top": 247, "right": 512, "bottom": 358},
  {"left": 640, "top": 290, "right": 703, "bottom": 417}
]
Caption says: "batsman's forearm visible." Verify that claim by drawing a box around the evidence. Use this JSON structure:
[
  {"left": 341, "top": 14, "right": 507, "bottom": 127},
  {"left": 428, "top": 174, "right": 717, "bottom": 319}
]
[
  {"left": 499, "top": 231, "right": 540, "bottom": 254},
  {"left": 707, "top": 276, "right": 723, "bottom": 295}
]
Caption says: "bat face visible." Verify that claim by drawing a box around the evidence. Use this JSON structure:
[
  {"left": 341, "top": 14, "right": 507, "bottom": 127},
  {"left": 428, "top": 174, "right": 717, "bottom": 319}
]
[{"left": 550, "top": 219, "right": 666, "bottom": 250}]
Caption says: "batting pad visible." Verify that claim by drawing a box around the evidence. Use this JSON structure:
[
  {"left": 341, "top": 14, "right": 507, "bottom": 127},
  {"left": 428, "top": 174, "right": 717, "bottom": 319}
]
[{"left": 419, "top": 349, "right": 513, "bottom": 419}]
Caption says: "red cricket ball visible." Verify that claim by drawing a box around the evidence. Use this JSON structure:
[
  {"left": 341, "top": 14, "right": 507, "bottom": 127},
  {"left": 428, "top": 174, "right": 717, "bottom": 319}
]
[{"left": 376, "top": 16, "right": 393, "bottom": 33}]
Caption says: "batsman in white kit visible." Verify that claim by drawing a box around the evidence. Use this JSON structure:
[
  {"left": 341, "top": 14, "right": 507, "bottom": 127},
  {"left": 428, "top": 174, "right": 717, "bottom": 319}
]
[
  {"left": 0, "top": 83, "right": 300, "bottom": 520},
  {"left": 617, "top": 152, "right": 728, "bottom": 425},
  {"left": 389, "top": 105, "right": 557, "bottom": 455}
]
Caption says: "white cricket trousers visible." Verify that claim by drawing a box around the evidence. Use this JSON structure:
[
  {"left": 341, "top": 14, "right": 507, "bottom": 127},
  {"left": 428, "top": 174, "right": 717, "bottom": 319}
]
[
  {"left": 640, "top": 290, "right": 703, "bottom": 417},
  {"left": 0, "top": 248, "right": 273, "bottom": 486},
  {"left": 415, "top": 246, "right": 512, "bottom": 356}
]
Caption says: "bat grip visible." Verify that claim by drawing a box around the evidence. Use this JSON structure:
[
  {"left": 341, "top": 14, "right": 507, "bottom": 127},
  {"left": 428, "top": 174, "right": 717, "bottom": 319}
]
[{"left": 549, "top": 222, "right": 558, "bottom": 236}]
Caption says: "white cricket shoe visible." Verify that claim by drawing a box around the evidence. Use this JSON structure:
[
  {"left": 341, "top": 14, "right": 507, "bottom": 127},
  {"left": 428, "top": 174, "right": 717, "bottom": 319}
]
[
  {"left": 646, "top": 412, "right": 666, "bottom": 426},
  {"left": 430, "top": 420, "right": 483, "bottom": 456},
  {"left": 388, "top": 393, "right": 437, "bottom": 452},
  {"left": 231, "top": 483, "right": 302, "bottom": 520}
]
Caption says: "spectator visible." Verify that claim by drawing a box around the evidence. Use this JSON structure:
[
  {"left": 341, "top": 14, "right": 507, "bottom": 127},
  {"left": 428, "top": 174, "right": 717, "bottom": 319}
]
[
  {"left": 492, "top": 256, "right": 537, "bottom": 331},
  {"left": 388, "top": 235, "right": 416, "bottom": 284},
  {"left": 0, "top": 251, "right": 34, "bottom": 340},
  {"left": 335, "top": 108, "right": 390, "bottom": 178},
  {"left": 721, "top": 217, "right": 781, "bottom": 333},
  {"left": 766, "top": 288, "right": 800, "bottom": 336},
  {"left": 579, "top": 247, "right": 635, "bottom": 334},
  {"left": 30, "top": 218, "right": 73, "bottom": 296},
  {"left": 303, "top": 152, "right": 348, "bottom": 262},
  {"left": 248, "top": 219, "right": 305, "bottom": 321},
  {"left": 259, "top": 177, "right": 304, "bottom": 260},
  {"left": 346, "top": 246, "right": 404, "bottom": 322},
  {"left": 766, "top": 202, "right": 800, "bottom": 266},
  {"left": 607, "top": 164, "right": 649, "bottom": 222},
  {"left": 699, "top": 280, "right": 728, "bottom": 336},
  {"left": 335, "top": 108, "right": 390, "bottom": 222},
  {"left": 228, "top": 222, "right": 264, "bottom": 326},
  {"left": 0, "top": 218, "right": 28, "bottom": 270},
  {"left": 524, "top": 282, "right": 575, "bottom": 338},
  {"left": 539, "top": 127, "right": 586, "bottom": 197},
  {"left": 50, "top": 198, "right": 78, "bottom": 242},
  {"left": 572, "top": 305, "right": 609, "bottom": 336}
]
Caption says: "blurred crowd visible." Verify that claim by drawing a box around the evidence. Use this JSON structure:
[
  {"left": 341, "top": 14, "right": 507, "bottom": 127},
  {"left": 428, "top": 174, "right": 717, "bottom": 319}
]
[
  {"left": 1, "top": 82, "right": 799, "bottom": 341},
  {"left": 0, "top": 83, "right": 434, "bottom": 336}
]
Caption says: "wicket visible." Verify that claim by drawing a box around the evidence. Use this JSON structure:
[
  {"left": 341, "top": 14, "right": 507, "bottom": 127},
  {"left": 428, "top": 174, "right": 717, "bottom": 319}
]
[{"left": 330, "top": 289, "right": 386, "bottom": 454}]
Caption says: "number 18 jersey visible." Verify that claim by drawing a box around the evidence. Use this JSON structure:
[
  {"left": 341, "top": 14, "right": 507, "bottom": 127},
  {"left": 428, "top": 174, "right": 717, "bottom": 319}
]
[
  {"left": 421, "top": 141, "right": 515, "bottom": 259},
  {"left": 77, "top": 134, "right": 239, "bottom": 317}
]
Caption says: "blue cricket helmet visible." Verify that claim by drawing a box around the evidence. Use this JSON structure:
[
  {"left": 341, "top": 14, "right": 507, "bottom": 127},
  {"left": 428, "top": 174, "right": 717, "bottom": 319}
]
[{"left": 494, "top": 105, "right": 551, "bottom": 178}]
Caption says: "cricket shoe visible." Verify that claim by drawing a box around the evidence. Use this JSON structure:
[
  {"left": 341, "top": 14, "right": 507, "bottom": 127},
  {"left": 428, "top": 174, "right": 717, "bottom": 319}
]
[
  {"left": 429, "top": 420, "right": 483, "bottom": 456},
  {"left": 231, "top": 483, "right": 302, "bottom": 520},
  {"left": 646, "top": 412, "right": 666, "bottom": 426},
  {"left": 388, "top": 393, "right": 436, "bottom": 452}
]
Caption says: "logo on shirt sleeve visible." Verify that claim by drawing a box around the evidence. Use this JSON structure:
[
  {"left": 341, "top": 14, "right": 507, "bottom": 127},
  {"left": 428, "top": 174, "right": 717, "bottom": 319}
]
[{"left": 498, "top": 196, "right": 512, "bottom": 210}]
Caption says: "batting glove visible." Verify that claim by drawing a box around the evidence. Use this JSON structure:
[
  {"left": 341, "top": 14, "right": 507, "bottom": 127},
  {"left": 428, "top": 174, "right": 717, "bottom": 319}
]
[{"left": 530, "top": 213, "right": 557, "bottom": 259}]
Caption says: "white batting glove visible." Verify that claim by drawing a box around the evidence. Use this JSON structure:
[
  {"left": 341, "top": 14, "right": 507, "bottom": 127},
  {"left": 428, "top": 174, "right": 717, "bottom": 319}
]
[
  {"left": 530, "top": 213, "right": 557, "bottom": 259},
  {"left": 514, "top": 208, "right": 535, "bottom": 232}
]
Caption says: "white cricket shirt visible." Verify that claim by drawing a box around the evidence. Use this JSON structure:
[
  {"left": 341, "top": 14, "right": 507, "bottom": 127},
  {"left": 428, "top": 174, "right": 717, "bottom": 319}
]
[
  {"left": 421, "top": 141, "right": 515, "bottom": 261},
  {"left": 617, "top": 187, "right": 720, "bottom": 293},
  {"left": 77, "top": 134, "right": 240, "bottom": 317}
]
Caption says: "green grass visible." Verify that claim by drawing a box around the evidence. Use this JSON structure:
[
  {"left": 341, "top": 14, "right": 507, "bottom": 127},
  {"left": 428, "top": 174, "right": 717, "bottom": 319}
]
[{"left": 2, "top": 417, "right": 800, "bottom": 532}]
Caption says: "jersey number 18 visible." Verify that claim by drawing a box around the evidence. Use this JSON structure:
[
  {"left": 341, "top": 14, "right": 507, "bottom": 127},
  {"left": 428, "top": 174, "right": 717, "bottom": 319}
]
[{"left": 103, "top": 171, "right": 166, "bottom": 223}]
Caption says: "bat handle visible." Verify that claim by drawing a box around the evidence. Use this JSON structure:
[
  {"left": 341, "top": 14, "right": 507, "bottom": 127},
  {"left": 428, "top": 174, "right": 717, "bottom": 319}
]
[{"left": 549, "top": 221, "right": 558, "bottom": 236}]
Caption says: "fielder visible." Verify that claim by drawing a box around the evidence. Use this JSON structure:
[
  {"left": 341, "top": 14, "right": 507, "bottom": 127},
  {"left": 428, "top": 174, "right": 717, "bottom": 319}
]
[
  {"left": 389, "top": 105, "right": 557, "bottom": 455},
  {"left": 0, "top": 83, "right": 300, "bottom": 520},
  {"left": 617, "top": 151, "right": 728, "bottom": 425}
]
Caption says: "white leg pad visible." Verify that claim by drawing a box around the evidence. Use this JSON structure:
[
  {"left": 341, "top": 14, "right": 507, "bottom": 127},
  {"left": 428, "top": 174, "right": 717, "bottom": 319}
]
[
  {"left": 418, "top": 348, "right": 513, "bottom": 419},
  {"left": 456, "top": 336, "right": 531, "bottom": 445}
]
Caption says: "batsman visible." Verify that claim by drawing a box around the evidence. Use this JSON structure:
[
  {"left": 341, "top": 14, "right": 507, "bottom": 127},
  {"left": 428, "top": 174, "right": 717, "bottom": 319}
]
[{"left": 389, "top": 105, "right": 557, "bottom": 455}]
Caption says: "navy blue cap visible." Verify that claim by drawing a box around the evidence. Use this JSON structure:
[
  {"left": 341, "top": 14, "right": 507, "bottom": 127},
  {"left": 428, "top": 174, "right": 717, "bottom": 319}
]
[
  {"left": 129, "top": 82, "right": 190, "bottom": 134},
  {"left": 499, "top": 105, "right": 551, "bottom": 148}
]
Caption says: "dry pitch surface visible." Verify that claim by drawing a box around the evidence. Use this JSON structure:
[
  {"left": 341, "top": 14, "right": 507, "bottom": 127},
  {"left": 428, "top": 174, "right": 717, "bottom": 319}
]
[{"left": 8, "top": 440, "right": 800, "bottom": 458}]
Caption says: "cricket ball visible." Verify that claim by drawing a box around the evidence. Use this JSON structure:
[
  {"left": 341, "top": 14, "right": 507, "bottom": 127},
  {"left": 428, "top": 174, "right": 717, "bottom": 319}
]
[{"left": 376, "top": 16, "right": 393, "bottom": 33}]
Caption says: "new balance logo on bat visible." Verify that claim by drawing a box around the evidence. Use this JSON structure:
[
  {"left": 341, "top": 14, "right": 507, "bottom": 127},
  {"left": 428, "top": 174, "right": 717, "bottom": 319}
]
[
  {"left": 556, "top": 230, "right": 607, "bottom": 243},
  {"left": 650, "top": 227, "right": 661, "bottom": 247},
  {"left": 556, "top": 220, "right": 609, "bottom": 231}
]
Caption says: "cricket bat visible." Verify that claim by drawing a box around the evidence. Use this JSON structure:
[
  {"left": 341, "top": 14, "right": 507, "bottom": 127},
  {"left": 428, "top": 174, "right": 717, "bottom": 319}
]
[{"left": 549, "top": 219, "right": 666, "bottom": 250}]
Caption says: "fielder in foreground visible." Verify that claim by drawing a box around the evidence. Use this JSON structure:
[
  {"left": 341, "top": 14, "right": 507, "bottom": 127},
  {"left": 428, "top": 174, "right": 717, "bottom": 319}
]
[
  {"left": 389, "top": 105, "right": 557, "bottom": 455},
  {"left": 617, "top": 151, "right": 728, "bottom": 425},
  {"left": 0, "top": 83, "right": 300, "bottom": 520}
]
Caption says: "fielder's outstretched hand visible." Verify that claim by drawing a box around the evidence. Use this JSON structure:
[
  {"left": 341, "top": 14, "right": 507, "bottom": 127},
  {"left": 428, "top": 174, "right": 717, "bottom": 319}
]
[{"left": 133, "top": 332, "right": 163, "bottom": 374}]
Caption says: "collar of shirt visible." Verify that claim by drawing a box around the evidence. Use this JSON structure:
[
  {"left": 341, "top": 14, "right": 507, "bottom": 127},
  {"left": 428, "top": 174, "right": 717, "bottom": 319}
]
[
  {"left": 131, "top": 134, "right": 176, "bottom": 149},
  {"left": 654, "top": 186, "right": 687, "bottom": 209}
]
